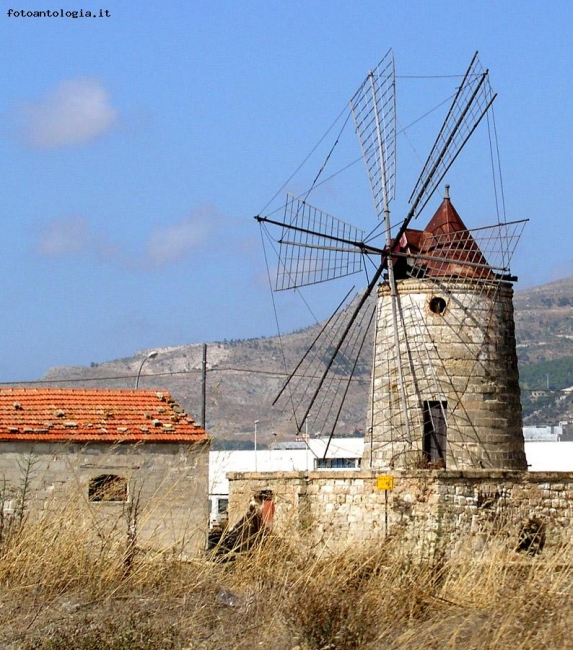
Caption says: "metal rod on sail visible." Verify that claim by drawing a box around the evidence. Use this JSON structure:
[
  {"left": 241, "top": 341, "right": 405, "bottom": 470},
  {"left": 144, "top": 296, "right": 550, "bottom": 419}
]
[
  {"left": 321, "top": 301, "right": 376, "bottom": 460},
  {"left": 391, "top": 250, "right": 511, "bottom": 273},
  {"left": 386, "top": 265, "right": 412, "bottom": 445},
  {"left": 295, "top": 261, "right": 385, "bottom": 432},
  {"left": 277, "top": 241, "right": 384, "bottom": 255},
  {"left": 272, "top": 285, "right": 356, "bottom": 407},
  {"left": 370, "top": 71, "right": 412, "bottom": 445},
  {"left": 254, "top": 214, "right": 378, "bottom": 254}
]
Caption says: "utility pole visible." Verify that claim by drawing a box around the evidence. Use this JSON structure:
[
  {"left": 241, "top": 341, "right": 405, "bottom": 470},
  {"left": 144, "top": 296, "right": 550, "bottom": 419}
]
[{"left": 201, "top": 344, "right": 207, "bottom": 429}]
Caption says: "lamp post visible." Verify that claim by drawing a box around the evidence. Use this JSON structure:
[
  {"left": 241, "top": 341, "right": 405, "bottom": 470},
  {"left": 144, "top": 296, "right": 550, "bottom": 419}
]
[
  {"left": 305, "top": 417, "right": 309, "bottom": 472},
  {"left": 254, "top": 420, "right": 259, "bottom": 472},
  {"left": 135, "top": 351, "right": 158, "bottom": 388}
]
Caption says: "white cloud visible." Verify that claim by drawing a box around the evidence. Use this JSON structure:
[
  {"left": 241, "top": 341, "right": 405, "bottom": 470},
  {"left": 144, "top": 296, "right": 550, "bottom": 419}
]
[
  {"left": 21, "top": 78, "right": 118, "bottom": 148},
  {"left": 36, "top": 205, "right": 222, "bottom": 270},
  {"left": 145, "top": 206, "right": 217, "bottom": 268},
  {"left": 36, "top": 215, "right": 91, "bottom": 256},
  {"left": 36, "top": 215, "right": 119, "bottom": 263}
]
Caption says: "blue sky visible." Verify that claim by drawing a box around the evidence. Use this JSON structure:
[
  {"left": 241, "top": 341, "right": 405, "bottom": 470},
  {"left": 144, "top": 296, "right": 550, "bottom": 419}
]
[{"left": 1, "top": 0, "right": 572, "bottom": 381}]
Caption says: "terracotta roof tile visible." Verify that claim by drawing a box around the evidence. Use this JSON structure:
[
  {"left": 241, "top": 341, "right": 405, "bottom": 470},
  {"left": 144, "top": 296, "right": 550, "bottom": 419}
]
[{"left": 0, "top": 389, "right": 208, "bottom": 444}]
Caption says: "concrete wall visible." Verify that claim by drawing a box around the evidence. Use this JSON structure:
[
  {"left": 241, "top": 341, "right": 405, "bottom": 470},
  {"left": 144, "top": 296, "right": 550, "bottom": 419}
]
[
  {"left": 228, "top": 469, "right": 573, "bottom": 553},
  {"left": 0, "top": 440, "right": 209, "bottom": 557}
]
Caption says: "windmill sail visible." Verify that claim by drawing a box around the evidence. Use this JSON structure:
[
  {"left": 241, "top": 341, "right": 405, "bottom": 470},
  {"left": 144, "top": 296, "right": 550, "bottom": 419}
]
[
  {"left": 272, "top": 289, "right": 376, "bottom": 438},
  {"left": 273, "top": 195, "right": 367, "bottom": 290},
  {"left": 350, "top": 49, "right": 396, "bottom": 220},
  {"left": 407, "top": 52, "right": 496, "bottom": 224}
]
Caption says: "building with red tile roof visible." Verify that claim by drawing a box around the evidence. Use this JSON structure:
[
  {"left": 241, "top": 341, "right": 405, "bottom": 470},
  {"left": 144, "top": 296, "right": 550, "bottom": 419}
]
[{"left": 0, "top": 388, "right": 210, "bottom": 557}]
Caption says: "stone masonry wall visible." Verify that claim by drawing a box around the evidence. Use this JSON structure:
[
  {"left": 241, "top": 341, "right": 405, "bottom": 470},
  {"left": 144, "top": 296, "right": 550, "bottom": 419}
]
[
  {"left": 228, "top": 470, "right": 573, "bottom": 554},
  {"left": 365, "top": 280, "right": 526, "bottom": 471},
  {"left": 0, "top": 440, "right": 209, "bottom": 556}
]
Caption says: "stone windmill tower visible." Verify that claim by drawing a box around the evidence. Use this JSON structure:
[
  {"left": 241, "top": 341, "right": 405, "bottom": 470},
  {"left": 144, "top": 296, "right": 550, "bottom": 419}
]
[
  {"left": 257, "top": 51, "right": 528, "bottom": 471},
  {"left": 364, "top": 186, "right": 527, "bottom": 470}
]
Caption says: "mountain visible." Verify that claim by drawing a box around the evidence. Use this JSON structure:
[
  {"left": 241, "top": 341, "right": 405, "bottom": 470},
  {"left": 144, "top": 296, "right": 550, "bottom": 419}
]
[
  {"left": 514, "top": 277, "right": 573, "bottom": 364},
  {"left": 39, "top": 277, "right": 573, "bottom": 439}
]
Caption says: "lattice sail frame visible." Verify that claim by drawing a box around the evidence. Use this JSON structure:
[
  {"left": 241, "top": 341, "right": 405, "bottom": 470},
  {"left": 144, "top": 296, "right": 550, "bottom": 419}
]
[
  {"left": 350, "top": 49, "right": 396, "bottom": 220},
  {"left": 407, "top": 53, "right": 496, "bottom": 220},
  {"left": 407, "top": 219, "right": 527, "bottom": 280},
  {"left": 274, "top": 194, "right": 366, "bottom": 291},
  {"left": 272, "top": 289, "right": 376, "bottom": 439}
]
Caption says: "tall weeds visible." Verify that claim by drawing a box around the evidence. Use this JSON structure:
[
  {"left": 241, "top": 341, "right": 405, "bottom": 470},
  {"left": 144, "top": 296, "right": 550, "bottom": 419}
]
[{"left": 0, "top": 501, "right": 571, "bottom": 649}]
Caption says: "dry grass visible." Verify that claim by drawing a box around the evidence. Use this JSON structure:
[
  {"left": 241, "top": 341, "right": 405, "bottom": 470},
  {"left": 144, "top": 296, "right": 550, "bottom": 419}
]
[{"left": 0, "top": 504, "right": 571, "bottom": 650}]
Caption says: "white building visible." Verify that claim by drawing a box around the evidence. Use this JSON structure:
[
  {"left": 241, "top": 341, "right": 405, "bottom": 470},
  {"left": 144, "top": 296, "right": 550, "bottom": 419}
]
[
  {"left": 523, "top": 425, "right": 563, "bottom": 442},
  {"left": 524, "top": 441, "right": 573, "bottom": 471}
]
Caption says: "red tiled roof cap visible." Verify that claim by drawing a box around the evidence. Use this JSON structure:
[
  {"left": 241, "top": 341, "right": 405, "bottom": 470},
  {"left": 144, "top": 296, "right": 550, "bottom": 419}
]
[{"left": 417, "top": 187, "right": 494, "bottom": 279}]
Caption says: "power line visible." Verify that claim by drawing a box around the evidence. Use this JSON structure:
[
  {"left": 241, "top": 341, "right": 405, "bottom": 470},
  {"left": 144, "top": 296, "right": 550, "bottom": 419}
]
[{"left": 0, "top": 366, "right": 371, "bottom": 386}]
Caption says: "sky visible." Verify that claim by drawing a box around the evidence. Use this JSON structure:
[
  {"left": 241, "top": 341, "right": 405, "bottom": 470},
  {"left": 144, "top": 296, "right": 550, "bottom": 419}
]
[{"left": 1, "top": 0, "right": 572, "bottom": 381}]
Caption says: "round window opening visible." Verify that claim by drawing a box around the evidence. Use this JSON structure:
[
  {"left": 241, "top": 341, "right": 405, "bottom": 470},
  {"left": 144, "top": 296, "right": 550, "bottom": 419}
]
[{"left": 429, "top": 296, "right": 447, "bottom": 315}]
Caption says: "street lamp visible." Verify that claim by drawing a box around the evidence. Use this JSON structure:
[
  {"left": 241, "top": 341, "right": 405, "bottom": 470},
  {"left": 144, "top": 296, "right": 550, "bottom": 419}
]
[{"left": 135, "top": 351, "right": 158, "bottom": 388}]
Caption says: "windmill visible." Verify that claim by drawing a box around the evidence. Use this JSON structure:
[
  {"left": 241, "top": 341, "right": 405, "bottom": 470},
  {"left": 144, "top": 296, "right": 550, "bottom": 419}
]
[{"left": 256, "top": 51, "right": 528, "bottom": 471}]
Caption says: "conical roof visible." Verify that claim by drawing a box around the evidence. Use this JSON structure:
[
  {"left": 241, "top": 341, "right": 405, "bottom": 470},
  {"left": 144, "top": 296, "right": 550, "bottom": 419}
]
[{"left": 417, "top": 187, "right": 493, "bottom": 279}]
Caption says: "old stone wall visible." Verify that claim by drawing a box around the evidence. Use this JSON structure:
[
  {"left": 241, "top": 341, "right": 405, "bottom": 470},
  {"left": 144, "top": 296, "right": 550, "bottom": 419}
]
[
  {"left": 228, "top": 470, "right": 573, "bottom": 553},
  {"left": 0, "top": 440, "right": 209, "bottom": 556}
]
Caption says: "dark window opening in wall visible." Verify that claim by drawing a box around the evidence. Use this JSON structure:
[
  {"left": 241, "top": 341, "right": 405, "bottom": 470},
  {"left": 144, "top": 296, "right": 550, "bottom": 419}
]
[
  {"left": 423, "top": 401, "right": 447, "bottom": 467},
  {"left": 217, "top": 498, "right": 229, "bottom": 514},
  {"left": 88, "top": 474, "right": 128, "bottom": 502},
  {"left": 429, "top": 296, "right": 447, "bottom": 315},
  {"left": 517, "top": 518, "right": 546, "bottom": 555},
  {"left": 315, "top": 457, "right": 361, "bottom": 469},
  {"left": 257, "top": 489, "right": 273, "bottom": 502}
]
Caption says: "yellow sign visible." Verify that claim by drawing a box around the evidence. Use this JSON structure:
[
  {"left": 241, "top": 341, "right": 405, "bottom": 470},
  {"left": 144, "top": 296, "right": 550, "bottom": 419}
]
[{"left": 377, "top": 475, "right": 394, "bottom": 491}]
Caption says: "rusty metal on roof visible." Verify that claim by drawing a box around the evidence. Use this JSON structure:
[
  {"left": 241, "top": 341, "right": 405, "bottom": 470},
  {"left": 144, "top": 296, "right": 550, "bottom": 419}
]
[{"left": 0, "top": 388, "right": 208, "bottom": 443}]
